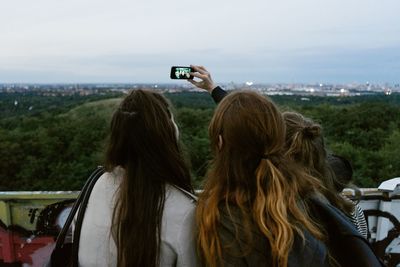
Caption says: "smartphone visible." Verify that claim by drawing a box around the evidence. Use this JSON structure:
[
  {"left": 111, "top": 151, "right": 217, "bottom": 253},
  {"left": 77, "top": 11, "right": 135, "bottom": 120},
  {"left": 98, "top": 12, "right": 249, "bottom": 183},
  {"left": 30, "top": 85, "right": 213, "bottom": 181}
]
[{"left": 170, "top": 66, "right": 193, "bottom": 79}]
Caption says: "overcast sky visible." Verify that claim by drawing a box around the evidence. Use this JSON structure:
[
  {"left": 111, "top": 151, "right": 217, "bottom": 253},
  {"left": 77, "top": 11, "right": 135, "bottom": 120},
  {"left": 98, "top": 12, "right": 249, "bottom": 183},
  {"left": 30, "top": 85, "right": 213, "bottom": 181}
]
[{"left": 1, "top": 0, "right": 399, "bottom": 83}]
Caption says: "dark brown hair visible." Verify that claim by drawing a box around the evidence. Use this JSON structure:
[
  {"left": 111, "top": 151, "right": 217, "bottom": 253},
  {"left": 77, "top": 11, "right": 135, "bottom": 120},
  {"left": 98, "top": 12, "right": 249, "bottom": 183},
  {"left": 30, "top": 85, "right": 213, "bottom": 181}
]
[
  {"left": 327, "top": 154, "right": 354, "bottom": 192},
  {"left": 197, "top": 91, "right": 325, "bottom": 267},
  {"left": 283, "top": 112, "right": 353, "bottom": 214},
  {"left": 105, "top": 89, "right": 193, "bottom": 267}
]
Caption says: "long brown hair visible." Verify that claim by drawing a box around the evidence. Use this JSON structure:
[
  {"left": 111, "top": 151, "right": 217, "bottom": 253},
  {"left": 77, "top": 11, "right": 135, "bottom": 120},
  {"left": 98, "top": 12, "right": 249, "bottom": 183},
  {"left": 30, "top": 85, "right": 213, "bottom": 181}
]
[
  {"left": 197, "top": 91, "right": 325, "bottom": 267},
  {"left": 105, "top": 89, "right": 193, "bottom": 267},
  {"left": 283, "top": 111, "right": 353, "bottom": 214}
]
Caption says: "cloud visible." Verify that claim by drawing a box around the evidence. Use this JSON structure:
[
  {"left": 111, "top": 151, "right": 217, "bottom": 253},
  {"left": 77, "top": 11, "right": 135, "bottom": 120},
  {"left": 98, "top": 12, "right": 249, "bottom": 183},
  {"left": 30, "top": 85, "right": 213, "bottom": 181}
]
[{"left": 0, "top": 0, "right": 399, "bottom": 82}]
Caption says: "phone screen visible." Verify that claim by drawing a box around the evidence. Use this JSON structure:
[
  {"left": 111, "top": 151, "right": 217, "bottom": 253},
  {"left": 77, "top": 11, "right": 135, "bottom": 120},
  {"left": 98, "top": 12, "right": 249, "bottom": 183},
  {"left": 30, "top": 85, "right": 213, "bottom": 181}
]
[{"left": 170, "top": 66, "right": 193, "bottom": 79}]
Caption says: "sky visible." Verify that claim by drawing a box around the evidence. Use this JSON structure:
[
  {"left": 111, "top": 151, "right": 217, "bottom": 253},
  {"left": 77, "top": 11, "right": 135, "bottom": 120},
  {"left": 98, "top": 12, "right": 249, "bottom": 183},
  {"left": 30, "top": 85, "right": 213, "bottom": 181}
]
[{"left": 0, "top": 0, "right": 399, "bottom": 84}]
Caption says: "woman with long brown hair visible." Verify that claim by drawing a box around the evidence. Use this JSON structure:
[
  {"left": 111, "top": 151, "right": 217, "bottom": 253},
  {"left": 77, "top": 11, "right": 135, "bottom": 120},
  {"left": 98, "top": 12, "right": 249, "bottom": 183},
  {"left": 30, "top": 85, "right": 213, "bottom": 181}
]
[
  {"left": 282, "top": 112, "right": 354, "bottom": 213},
  {"left": 78, "top": 89, "right": 199, "bottom": 267},
  {"left": 282, "top": 112, "right": 368, "bottom": 235},
  {"left": 196, "top": 90, "right": 330, "bottom": 267}
]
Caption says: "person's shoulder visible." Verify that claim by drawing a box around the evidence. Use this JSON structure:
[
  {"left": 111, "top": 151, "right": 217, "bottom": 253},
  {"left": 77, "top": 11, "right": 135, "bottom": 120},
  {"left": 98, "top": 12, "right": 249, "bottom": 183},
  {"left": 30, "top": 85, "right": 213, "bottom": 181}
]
[
  {"left": 162, "top": 185, "right": 197, "bottom": 246},
  {"left": 92, "top": 168, "right": 123, "bottom": 192},
  {"left": 162, "top": 184, "right": 197, "bottom": 230},
  {"left": 289, "top": 229, "right": 329, "bottom": 267},
  {"left": 165, "top": 184, "right": 197, "bottom": 209}
]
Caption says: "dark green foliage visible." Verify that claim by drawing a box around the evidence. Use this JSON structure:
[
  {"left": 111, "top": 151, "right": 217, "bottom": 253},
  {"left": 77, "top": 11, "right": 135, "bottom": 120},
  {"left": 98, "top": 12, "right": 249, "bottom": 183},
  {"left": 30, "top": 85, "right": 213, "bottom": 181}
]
[
  {"left": 0, "top": 109, "right": 108, "bottom": 190},
  {"left": 176, "top": 107, "right": 213, "bottom": 187},
  {"left": 0, "top": 92, "right": 118, "bottom": 190},
  {"left": 165, "top": 92, "right": 216, "bottom": 109},
  {"left": 286, "top": 95, "right": 400, "bottom": 187},
  {"left": 0, "top": 91, "right": 399, "bottom": 190}
]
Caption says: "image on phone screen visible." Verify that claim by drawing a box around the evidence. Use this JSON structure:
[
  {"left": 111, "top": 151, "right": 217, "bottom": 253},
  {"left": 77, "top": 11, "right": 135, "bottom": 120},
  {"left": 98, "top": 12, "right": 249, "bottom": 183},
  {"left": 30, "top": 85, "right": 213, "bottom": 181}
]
[{"left": 170, "top": 66, "right": 192, "bottom": 79}]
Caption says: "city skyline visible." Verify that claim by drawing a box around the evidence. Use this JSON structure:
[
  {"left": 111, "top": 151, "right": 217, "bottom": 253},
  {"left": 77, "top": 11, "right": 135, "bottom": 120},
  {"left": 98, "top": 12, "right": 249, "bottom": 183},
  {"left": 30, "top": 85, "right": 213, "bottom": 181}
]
[{"left": 1, "top": 0, "right": 399, "bottom": 83}]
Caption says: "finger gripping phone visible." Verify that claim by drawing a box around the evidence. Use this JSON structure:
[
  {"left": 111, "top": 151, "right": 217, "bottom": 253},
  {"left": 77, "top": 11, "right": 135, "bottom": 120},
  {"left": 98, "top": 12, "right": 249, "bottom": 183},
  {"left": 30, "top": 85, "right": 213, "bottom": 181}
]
[{"left": 170, "top": 66, "right": 193, "bottom": 79}]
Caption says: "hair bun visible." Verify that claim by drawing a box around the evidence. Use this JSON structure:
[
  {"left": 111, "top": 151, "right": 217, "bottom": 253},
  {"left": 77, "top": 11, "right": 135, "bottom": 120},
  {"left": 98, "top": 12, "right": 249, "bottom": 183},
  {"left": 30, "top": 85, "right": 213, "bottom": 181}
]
[{"left": 302, "top": 125, "right": 321, "bottom": 138}]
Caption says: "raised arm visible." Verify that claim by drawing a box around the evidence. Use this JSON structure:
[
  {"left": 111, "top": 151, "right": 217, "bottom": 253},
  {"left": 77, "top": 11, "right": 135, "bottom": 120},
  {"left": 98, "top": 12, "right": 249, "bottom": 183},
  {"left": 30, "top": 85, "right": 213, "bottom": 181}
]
[{"left": 188, "top": 65, "right": 227, "bottom": 104}]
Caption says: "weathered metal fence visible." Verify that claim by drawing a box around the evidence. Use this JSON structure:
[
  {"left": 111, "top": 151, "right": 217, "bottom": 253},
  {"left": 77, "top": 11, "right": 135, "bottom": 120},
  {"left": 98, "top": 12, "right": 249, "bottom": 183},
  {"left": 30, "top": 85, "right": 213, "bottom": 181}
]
[
  {"left": 1, "top": 178, "right": 400, "bottom": 266},
  {"left": 0, "top": 192, "right": 78, "bottom": 266}
]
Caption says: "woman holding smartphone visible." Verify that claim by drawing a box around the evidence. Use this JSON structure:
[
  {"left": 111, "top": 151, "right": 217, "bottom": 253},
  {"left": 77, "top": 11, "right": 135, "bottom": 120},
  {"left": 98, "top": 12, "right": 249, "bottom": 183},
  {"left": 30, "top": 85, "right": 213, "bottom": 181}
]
[{"left": 189, "top": 67, "right": 382, "bottom": 266}]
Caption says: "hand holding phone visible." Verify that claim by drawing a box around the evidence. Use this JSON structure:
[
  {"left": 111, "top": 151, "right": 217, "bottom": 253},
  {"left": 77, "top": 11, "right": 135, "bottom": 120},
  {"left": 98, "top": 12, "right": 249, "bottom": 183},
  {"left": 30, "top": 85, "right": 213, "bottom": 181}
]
[
  {"left": 187, "top": 65, "right": 216, "bottom": 93},
  {"left": 170, "top": 66, "right": 193, "bottom": 79}
]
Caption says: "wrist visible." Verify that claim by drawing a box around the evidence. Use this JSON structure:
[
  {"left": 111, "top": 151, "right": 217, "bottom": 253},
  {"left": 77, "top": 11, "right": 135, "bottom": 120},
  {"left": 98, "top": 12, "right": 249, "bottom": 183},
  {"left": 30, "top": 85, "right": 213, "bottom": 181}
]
[{"left": 208, "top": 84, "right": 217, "bottom": 93}]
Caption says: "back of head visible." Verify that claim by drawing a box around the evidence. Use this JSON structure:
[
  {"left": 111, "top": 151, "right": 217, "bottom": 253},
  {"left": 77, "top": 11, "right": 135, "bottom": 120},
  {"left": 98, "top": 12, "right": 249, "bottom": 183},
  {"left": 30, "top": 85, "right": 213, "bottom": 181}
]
[
  {"left": 105, "top": 89, "right": 192, "bottom": 267},
  {"left": 107, "top": 89, "right": 178, "bottom": 170},
  {"left": 327, "top": 154, "right": 353, "bottom": 192},
  {"left": 198, "top": 91, "right": 325, "bottom": 267},
  {"left": 283, "top": 111, "right": 353, "bottom": 214},
  {"left": 208, "top": 90, "right": 286, "bottom": 177},
  {"left": 283, "top": 112, "right": 326, "bottom": 178}
]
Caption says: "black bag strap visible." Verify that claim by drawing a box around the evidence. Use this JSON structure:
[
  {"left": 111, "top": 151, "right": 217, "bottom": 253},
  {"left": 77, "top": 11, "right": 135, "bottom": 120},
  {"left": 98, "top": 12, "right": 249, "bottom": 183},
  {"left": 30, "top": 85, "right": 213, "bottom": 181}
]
[
  {"left": 53, "top": 166, "right": 105, "bottom": 265},
  {"left": 71, "top": 166, "right": 105, "bottom": 266}
]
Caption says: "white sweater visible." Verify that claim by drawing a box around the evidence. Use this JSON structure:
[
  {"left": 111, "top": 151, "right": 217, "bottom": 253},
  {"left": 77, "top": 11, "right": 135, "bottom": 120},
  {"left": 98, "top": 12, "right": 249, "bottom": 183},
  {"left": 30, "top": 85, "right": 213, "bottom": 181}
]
[{"left": 78, "top": 168, "right": 199, "bottom": 267}]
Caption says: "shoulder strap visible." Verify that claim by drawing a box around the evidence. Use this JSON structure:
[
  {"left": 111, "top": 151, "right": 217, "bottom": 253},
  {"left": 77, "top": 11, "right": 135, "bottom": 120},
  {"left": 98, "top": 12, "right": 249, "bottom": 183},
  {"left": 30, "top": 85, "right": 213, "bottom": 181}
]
[
  {"left": 172, "top": 185, "right": 198, "bottom": 202},
  {"left": 71, "top": 166, "right": 105, "bottom": 267},
  {"left": 54, "top": 166, "right": 104, "bottom": 249}
]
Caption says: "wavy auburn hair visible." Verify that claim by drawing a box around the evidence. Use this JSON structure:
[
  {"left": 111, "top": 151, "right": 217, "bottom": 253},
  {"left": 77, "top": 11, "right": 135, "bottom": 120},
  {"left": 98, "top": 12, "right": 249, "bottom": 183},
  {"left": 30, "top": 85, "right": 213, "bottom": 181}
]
[
  {"left": 283, "top": 112, "right": 353, "bottom": 214},
  {"left": 105, "top": 89, "right": 193, "bottom": 267},
  {"left": 197, "top": 91, "right": 325, "bottom": 267}
]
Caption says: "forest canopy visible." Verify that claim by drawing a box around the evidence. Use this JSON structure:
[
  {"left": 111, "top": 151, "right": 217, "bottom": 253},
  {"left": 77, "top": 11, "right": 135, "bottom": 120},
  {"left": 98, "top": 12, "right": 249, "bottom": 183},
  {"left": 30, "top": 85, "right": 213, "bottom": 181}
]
[{"left": 1, "top": 90, "right": 399, "bottom": 190}]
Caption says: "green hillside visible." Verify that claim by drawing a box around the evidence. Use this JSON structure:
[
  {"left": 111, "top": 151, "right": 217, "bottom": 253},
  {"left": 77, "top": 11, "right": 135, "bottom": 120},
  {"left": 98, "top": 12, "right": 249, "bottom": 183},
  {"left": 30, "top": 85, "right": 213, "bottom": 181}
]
[{"left": 64, "top": 98, "right": 122, "bottom": 120}]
